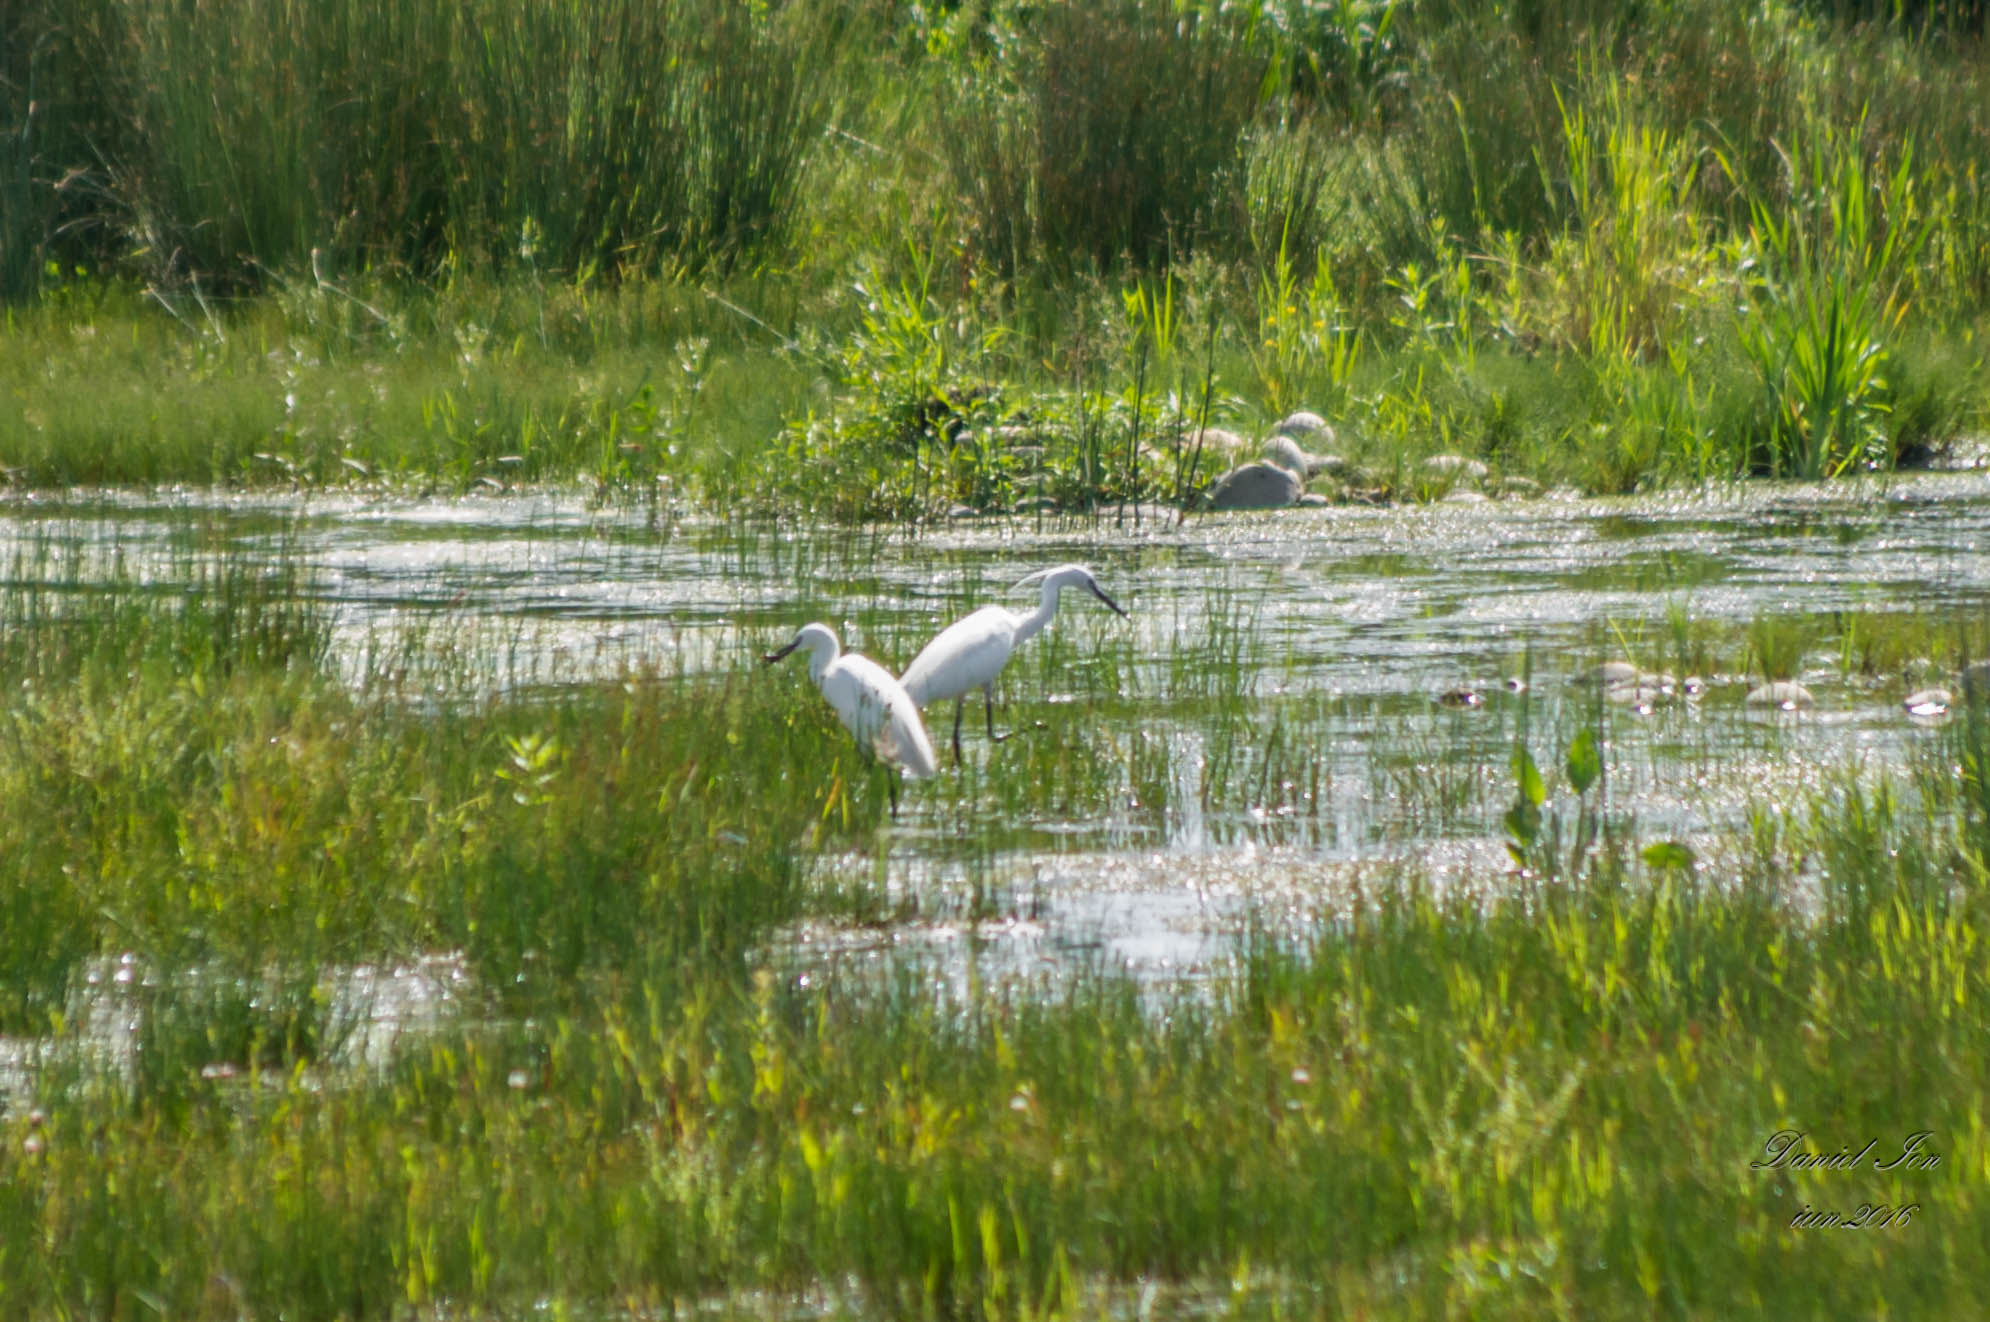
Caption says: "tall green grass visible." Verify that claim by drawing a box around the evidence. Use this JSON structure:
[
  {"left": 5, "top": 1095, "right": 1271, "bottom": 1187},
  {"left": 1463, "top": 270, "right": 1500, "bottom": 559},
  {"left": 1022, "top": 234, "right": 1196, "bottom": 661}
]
[
  {"left": 84, "top": 0, "right": 835, "bottom": 285},
  {"left": 0, "top": 520, "right": 915, "bottom": 1039},
  {"left": 1731, "top": 120, "right": 1933, "bottom": 476},
  {"left": 6, "top": 0, "right": 1990, "bottom": 502},
  {"left": 5, "top": 525, "right": 1990, "bottom": 1313},
  {"left": 940, "top": 0, "right": 1269, "bottom": 277}
]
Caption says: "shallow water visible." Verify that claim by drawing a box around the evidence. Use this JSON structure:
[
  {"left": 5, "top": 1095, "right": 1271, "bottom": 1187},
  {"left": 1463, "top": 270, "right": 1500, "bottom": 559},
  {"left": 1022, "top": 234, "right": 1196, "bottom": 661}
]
[{"left": 4, "top": 472, "right": 1988, "bottom": 1013}]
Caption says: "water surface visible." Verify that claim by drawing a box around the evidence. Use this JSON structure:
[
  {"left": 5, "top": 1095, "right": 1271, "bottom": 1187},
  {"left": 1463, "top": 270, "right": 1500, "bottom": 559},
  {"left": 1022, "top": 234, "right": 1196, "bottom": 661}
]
[{"left": 6, "top": 471, "right": 1987, "bottom": 1006}]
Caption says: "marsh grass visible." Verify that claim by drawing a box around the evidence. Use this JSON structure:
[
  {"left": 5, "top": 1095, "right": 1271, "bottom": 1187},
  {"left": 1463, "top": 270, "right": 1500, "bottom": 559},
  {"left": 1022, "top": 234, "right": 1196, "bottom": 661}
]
[
  {"left": 13, "top": 0, "right": 1990, "bottom": 1303},
  {"left": 1728, "top": 115, "right": 1935, "bottom": 478},
  {"left": 940, "top": 0, "right": 1268, "bottom": 278},
  {"left": 8, "top": 0, "right": 1987, "bottom": 504},
  {"left": 0, "top": 278, "right": 818, "bottom": 490},
  {"left": 4, "top": 525, "right": 1990, "bottom": 1314},
  {"left": 89, "top": 0, "right": 834, "bottom": 285},
  {"left": 0, "top": 521, "right": 934, "bottom": 1038},
  {"left": 10, "top": 732, "right": 1990, "bottom": 1316}
]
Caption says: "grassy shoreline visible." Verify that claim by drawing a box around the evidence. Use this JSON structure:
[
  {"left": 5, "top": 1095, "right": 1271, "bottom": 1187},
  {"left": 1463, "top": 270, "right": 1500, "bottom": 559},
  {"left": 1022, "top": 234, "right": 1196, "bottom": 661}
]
[{"left": 6, "top": 0, "right": 1990, "bottom": 512}]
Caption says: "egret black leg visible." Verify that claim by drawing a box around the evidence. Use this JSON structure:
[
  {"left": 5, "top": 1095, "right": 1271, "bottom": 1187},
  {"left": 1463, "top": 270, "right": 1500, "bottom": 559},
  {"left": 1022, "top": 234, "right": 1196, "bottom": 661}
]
[
  {"left": 985, "top": 685, "right": 1010, "bottom": 743},
  {"left": 887, "top": 769, "right": 900, "bottom": 818},
  {"left": 950, "top": 700, "right": 966, "bottom": 765}
]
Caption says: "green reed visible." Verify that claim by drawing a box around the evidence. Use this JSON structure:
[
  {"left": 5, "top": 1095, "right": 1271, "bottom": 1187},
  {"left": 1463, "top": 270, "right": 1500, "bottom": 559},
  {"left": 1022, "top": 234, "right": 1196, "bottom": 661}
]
[
  {"left": 0, "top": 519, "right": 927, "bottom": 1038},
  {"left": 72, "top": 0, "right": 834, "bottom": 285},
  {"left": 12, "top": 0, "right": 1990, "bottom": 506}
]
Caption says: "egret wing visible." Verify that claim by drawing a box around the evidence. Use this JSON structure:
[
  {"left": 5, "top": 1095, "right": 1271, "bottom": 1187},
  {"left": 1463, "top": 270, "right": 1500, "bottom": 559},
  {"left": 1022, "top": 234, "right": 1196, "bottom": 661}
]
[
  {"left": 899, "top": 607, "right": 1017, "bottom": 707},
  {"left": 830, "top": 655, "right": 938, "bottom": 778}
]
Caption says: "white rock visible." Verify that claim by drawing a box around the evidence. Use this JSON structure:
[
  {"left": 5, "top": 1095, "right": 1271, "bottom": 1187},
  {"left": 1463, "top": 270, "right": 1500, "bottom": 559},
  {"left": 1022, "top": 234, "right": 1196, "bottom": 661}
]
[
  {"left": 1746, "top": 681, "right": 1815, "bottom": 710},
  {"left": 1263, "top": 433, "right": 1333, "bottom": 478},
  {"left": 1272, "top": 410, "right": 1332, "bottom": 441}
]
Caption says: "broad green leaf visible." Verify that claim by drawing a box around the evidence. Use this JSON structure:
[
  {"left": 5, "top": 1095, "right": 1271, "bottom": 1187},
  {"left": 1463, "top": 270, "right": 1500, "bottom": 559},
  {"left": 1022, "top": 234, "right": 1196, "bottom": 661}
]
[
  {"left": 1565, "top": 728, "right": 1601, "bottom": 795},
  {"left": 1505, "top": 799, "right": 1540, "bottom": 848},
  {"left": 1511, "top": 744, "right": 1545, "bottom": 808}
]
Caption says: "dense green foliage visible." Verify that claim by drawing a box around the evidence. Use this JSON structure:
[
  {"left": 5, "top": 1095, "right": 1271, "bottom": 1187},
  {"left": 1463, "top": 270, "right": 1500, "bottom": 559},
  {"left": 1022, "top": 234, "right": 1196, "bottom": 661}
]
[{"left": 3, "top": 0, "right": 1988, "bottom": 508}]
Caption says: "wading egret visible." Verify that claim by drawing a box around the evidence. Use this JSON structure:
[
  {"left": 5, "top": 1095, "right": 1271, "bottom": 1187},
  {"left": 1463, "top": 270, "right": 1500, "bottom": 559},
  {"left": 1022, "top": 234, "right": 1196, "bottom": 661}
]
[
  {"left": 899, "top": 564, "right": 1128, "bottom": 763},
  {"left": 764, "top": 623, "right": 937, "bottom": 811}
]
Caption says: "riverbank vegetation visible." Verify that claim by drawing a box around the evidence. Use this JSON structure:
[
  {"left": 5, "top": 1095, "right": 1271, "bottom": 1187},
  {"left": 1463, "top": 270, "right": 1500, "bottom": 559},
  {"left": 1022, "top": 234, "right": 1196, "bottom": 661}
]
[{"left": 5, "top": 0, "right": 1989, "bottom": 511}]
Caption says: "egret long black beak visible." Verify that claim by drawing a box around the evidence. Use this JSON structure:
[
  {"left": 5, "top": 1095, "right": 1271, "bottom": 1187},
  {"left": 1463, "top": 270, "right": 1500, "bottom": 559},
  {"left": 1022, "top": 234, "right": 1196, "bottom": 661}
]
[
  {"left": 1089, "top": 580, "right": 1128, "bottom": 617},
  {"left": 763, "top": 638, "right": 802, "bottom": 665}
]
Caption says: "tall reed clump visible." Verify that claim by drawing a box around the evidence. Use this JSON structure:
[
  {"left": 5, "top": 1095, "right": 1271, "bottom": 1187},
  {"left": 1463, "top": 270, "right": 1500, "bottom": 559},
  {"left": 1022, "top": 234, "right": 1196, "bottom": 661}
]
[
  {"left": 1729, "top": 114, "right": 1933, "bottom": 478},
  {"left": 1348, "top": 0, "right": 1597, "bottom": 270},
  {"left": 0, "top": 6, "right": 49, "bottom": 300},
  {"left": 940, "top": 0, "right": 1270, "bottom": 277},
  {"left": 1522, "top": 78, "right": 1742, "bottom": 485},
  {"left": 1240, "top": 114, "right": 1357, "bottom": 279},
  {"left": 439, "top": 0, "right": 833, "bottom": 279},
  {"left": 85, "top": 0, "right": 835, "bottom": 286}
]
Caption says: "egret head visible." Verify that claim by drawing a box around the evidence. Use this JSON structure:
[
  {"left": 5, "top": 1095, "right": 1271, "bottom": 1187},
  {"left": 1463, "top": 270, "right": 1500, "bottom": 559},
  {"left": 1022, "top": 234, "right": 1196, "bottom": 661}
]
[
  {"left": 763, "top": 622, "right": 841, "bottom": 675},
  {"left": 1013, "top": 563, "right": 1128, "bottom": 618}
]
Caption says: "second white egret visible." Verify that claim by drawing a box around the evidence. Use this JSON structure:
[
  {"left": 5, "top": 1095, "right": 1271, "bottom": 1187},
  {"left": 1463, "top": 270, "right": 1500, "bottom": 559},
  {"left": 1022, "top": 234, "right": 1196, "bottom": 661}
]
[
  {"left": 899, "top": 563, "right": 1128, "bottom": 762},
  {"left": 764, "top": 622, "right": 938, "bottom": 811}
]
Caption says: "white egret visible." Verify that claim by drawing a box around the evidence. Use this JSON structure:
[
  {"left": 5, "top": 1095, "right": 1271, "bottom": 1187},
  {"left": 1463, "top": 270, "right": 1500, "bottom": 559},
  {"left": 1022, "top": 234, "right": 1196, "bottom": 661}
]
[
  {"left": 764, "top": 623, "right": 937, "bottom": 811},
  {"left": 899, "top": 563, "right": 1128, "bottom": 763}
]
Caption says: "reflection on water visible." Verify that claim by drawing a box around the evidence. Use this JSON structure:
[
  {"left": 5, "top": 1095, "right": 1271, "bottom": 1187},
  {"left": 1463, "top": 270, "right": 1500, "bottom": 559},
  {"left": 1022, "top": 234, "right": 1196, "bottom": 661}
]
[{"left": 3, "top": 471, "right": 1988, "bottom": 1013}]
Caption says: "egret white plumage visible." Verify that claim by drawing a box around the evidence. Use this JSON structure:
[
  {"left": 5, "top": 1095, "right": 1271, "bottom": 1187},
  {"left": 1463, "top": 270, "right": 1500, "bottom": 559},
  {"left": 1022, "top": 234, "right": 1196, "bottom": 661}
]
[
  {"left": 899, "top": 563, "right": 1128, "bottom": 762},
  {"left": 764, "top": 622, "right": 937, "bottom": 810}
]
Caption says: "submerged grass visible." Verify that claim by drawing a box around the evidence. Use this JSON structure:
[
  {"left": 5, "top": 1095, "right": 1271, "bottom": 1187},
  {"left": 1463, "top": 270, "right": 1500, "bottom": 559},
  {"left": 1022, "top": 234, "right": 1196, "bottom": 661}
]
[{"left": 0, "top": 520, "right": 929, "bottom": 1040}]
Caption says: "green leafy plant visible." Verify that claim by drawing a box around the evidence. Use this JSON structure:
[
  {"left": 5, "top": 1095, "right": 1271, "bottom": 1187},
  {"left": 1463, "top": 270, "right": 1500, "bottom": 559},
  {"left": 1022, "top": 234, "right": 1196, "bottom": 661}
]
[
  {"left": 1728, "top": 119, "right": 1933, "bottom": 478},
  {"left": 1504, "top": 726, "right": 1605, "bottom": 877}
]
